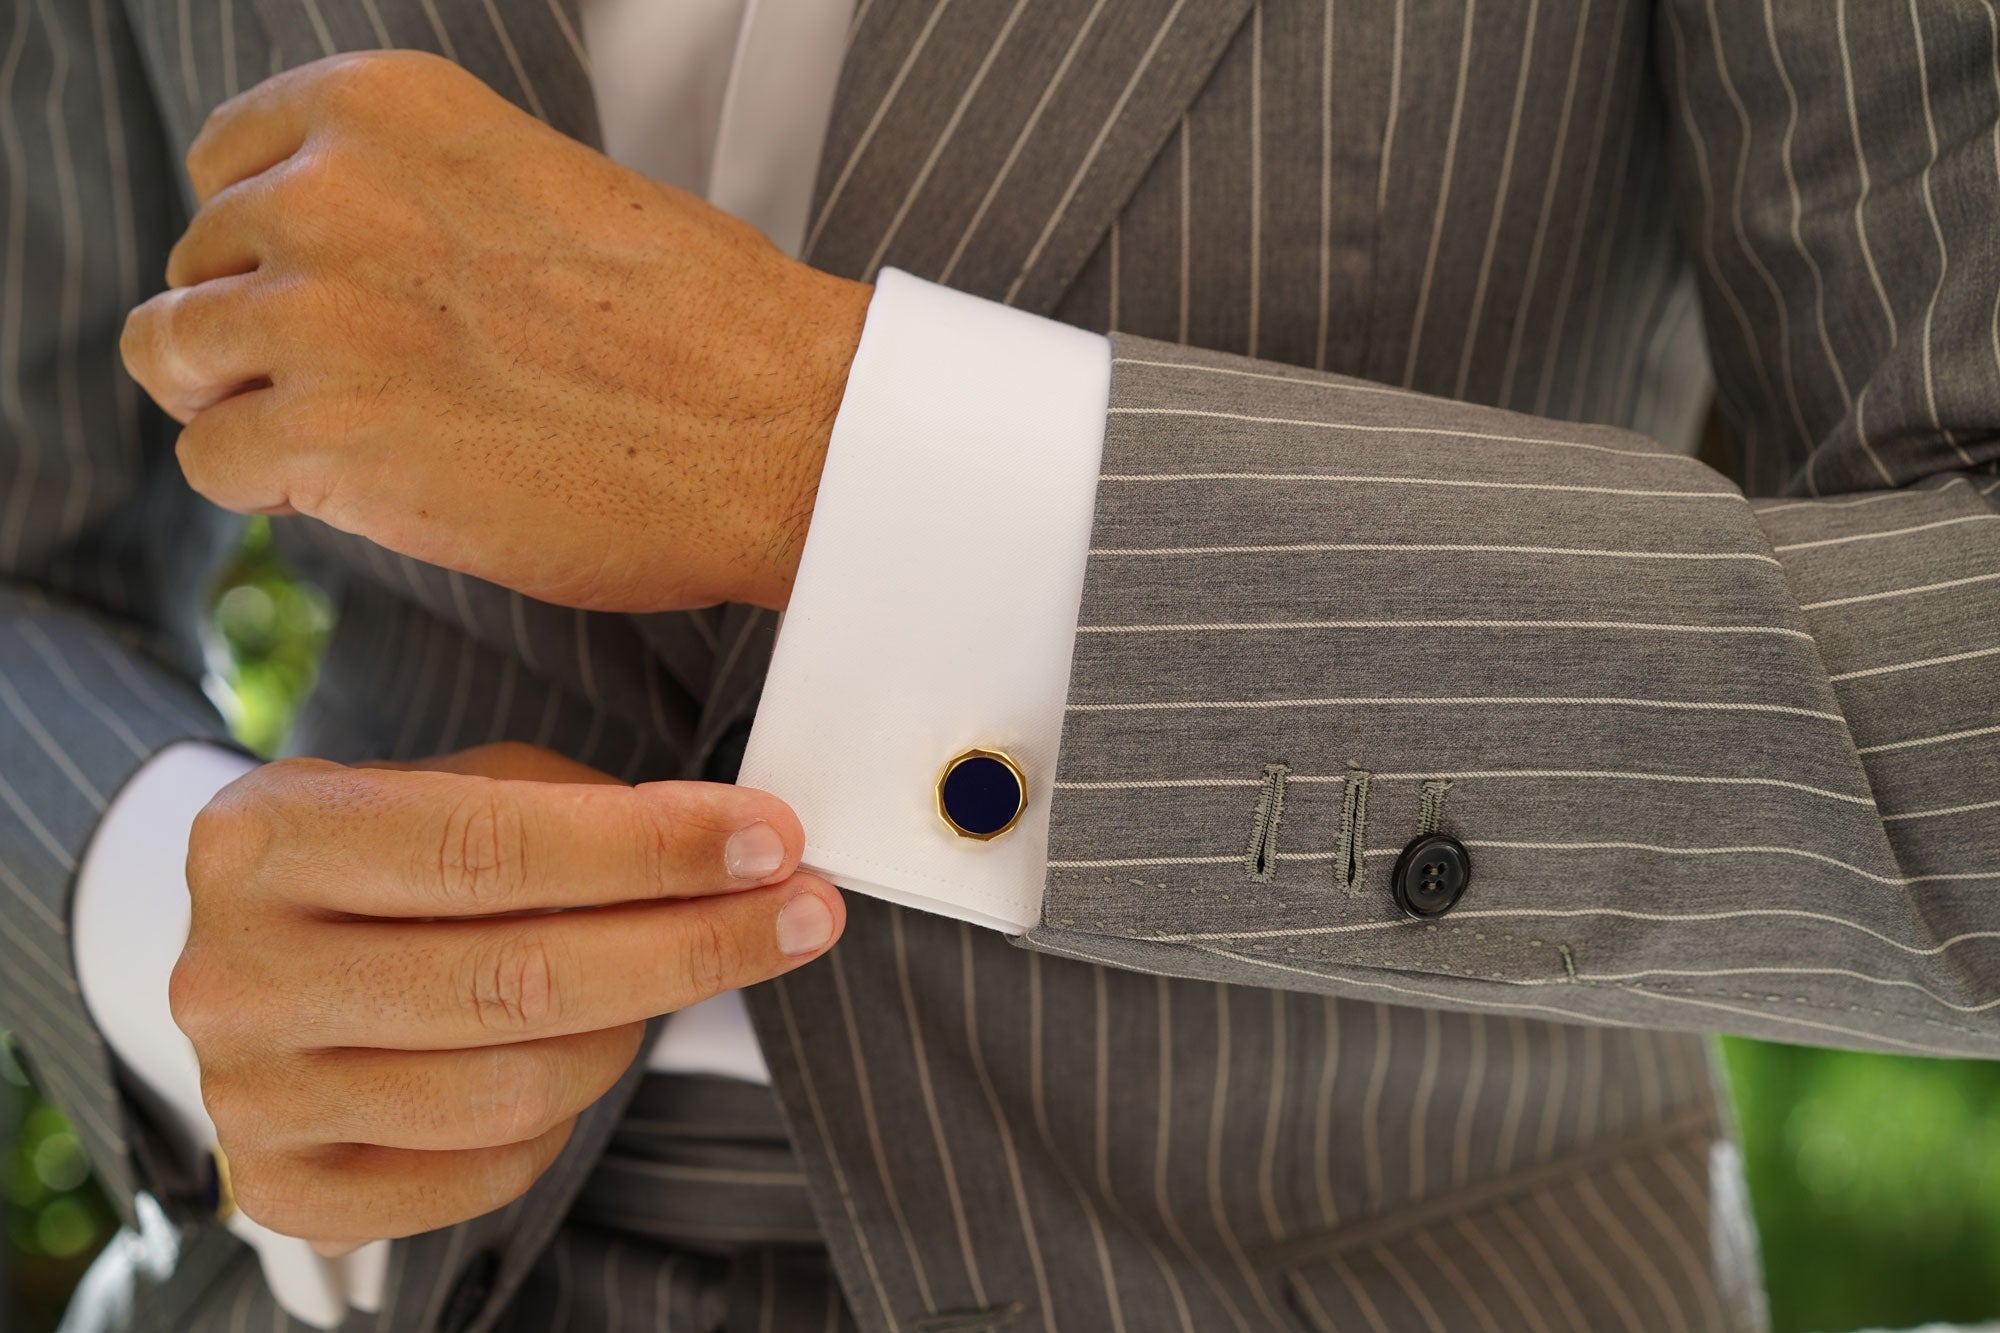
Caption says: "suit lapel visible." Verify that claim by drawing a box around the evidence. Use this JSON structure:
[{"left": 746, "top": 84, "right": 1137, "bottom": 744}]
[{"left": 803, "top": 0, "right": 1255, "bottom": 314}]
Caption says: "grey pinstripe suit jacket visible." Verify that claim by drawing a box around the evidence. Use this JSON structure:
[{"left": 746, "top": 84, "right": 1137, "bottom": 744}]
[{"left": 7, "top": 0, "right": 1999, "bottom": 1328}]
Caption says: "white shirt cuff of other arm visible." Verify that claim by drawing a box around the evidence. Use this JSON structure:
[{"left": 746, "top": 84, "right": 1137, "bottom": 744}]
[{"left": 738, "top": 267, "right": 1111, "bottom": 934}]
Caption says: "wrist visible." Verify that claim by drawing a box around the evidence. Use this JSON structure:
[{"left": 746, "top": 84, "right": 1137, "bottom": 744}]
[{"left": 738, "top": 268, "right": 872, "bottom": 611}]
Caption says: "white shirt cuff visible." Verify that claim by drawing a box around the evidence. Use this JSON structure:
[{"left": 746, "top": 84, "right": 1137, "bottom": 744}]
[
  {"left": 72, "top": 741, "right": 381, "bottom": 1328},
  {"left": 737, "top": 268, "right": 1110, "bottom": 934},
  {"left": 73, "top": 741, "right": 257, "bottom": 1161}
]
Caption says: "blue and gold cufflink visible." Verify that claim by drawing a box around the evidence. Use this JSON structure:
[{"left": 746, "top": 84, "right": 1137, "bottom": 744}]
[{"left": 936, "top": 748, "right": 1028, "bottom": 841}]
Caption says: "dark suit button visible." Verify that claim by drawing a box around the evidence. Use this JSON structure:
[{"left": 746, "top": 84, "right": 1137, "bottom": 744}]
[
  {"left": 1392, "top": 834, "right": 1471, "bottom": 919},
  {"left": 438, "top": 1248, "right": 502, "bottom": 1333}
]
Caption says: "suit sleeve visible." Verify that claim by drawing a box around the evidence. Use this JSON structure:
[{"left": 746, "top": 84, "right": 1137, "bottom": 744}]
[
  {"left": 1, "top": 0, "right": 240, "bottom": 1219},
  {"left": 1025, "top": 0, "right": 2000, "bottom": 1059}
]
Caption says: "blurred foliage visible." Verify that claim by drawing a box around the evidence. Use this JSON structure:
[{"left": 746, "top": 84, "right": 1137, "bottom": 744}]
[
  {"left": 203, "top": 518, "right": 335, "bottom": 758},
  {"left": 2, "top": 1036, "right": 120, "bottom": 1333},
  {"left": 1723, "top": 1038, "right": 2000, "bottom": 1331},
  {"left": 6, "top": 522, "right": 2000, "bottom": 1332}
]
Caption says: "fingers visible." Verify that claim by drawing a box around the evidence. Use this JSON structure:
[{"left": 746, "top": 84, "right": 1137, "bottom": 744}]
[
  {"left": 198, "top": 760, "right": 808, "bottom": 917},
  {"left": 121, "top": 274, "right": 282, "bottom": 425},
  {"left": 166, "top": 171, "right": 282, "bottom": 288},
  {"left": 206, "top": 1024, "right": 645, "bottom": 1154},
  {"left": 291, "top": 874, "right": 844, "bottom": 1050},
  {"left": 172, "top": 383, "right": 311, "bottom": 513},
  {"left": 226, "top": 1118, "right": 576, "bottom": 1245},
  {"left": 168, "top": 743, "right": 830, "bottom": 1253},
  {"left": 184, "top": 51, "right": 466, "bottom": 205},
  {"left": 184, "top": 59, "right": 328, "bottom": 204}
]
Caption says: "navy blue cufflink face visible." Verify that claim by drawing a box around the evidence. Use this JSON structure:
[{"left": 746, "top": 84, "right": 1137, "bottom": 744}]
[{"left": 937, "top": 748, "right": 1028, "bottom": 840}]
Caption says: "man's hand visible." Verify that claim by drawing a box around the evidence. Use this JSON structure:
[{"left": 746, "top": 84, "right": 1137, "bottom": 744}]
[
  {"left": 168, "top": 742, "right": 844, "bottom": 1247},
  {"left": 121, "top": 50, "right": 872, "bottom": 612}
]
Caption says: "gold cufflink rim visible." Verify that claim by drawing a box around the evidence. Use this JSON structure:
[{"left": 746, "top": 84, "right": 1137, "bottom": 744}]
[
  {"left": 936, "top": 747, "right": 1029, "bottom": 842},
  {"left": 209, "top": 1143, "right": 238, "bottom": 1224}
]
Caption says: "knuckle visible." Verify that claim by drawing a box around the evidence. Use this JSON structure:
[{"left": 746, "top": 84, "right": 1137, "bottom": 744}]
[
  {"left": 274, "top": 451, "right": 337, "bottom": 519},
  {"left": 118, "top": 299, "right": 158, "bottom": 371},
  {"left": 680, "top": 912, "right": 739, "bottom": 1003},
  {"left": 330, "top": 48, "right": 456, "bottom": 100},
  {"left": 224, "top": 1153, "right": 276, "bottom": 1220},
  {"left": 167, "top": 950, "right": 223, "bottom": 1046},
  {"left": 197, "top": 1068, "right": 266, "bottom": 1144},
  {"left": 434, "top": 789, "right": 529, "bottom": 910},
  {"left": 486, "top": 1057, "right": 559, "bottom": 1144},
  {"left": 161, "top": 240, "right": 194, "bottom": 292},
  {"left": 486, "top": 1123, "right": 571, "bottom": 1207},
  {"left": 271, "top": 388, "right": 365, "bottom": 513},
  {"left": 172, "top": 419, "right": 226, "bottom": 498},
  {"left": 186, "top": 786, "right": 276, "bottom": 894},
  {"left": 259, "top": 757, "right": 358, "bottom": 822},
  {"left": 160, "top": 287, "right": 221, "bottom": 361},
  {"left": 258, "top": 754, "right": 337, "bottom": 793},
  {"left": 184, "top": 113, "right": 235, "bottom": 191},
  {"left": 277, "top": 146, "right": 346, "bottom": 213},
  {"left": 313, "top": 51, "right": 393, "bottom": 107},
  {"left": 637, "top": 806, "right": 683, "bottom": 897},
  {"left": 466, "top": 934, "right": 559, "bottom": 1035},
  {"left": 312, "top": 50, "right": 447, "bottom": 121},
  {"left": 171, "top": 946, "right": 278, "bottom": 1061},
  {"left": 627, "top": 794, "right": 731, "bottom": 898},
  {"left": 227, "top": 1153, "right": 314, "bottom": 1237},
  {"left": 183, "top": 135, "right": 215, "bottom": 188}
]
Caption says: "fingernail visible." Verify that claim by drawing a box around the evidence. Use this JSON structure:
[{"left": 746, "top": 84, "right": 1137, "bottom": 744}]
[
  {"left": 725, "top": 823, "right": 787, "bottom": 881},
  {"left": 775, "top": 892, "right": 835, "bottom": 957}
]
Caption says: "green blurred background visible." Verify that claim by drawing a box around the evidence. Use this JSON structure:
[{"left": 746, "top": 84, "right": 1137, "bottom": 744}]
[{"left": 4, "top": 522, "right": 1999, "bottom": 1332}]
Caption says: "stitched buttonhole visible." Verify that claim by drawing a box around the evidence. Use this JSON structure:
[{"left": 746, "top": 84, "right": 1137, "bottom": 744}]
[
  {"left": 1333, "top": 763, "right": 1372, "bottom": 896},
  {"left": 1245, "top": 762, "right": 1292, "bottom": 882},
  {"left": 1416, "top": 777, "right": 1452, "bottom": 836}
]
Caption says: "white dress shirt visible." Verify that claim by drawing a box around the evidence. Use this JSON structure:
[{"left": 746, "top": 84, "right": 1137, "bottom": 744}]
[{"left": 68, "top": 0, "right": 1109, "bottom": 1323}]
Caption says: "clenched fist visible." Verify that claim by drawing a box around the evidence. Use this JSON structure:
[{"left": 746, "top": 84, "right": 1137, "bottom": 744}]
[
  {"left": 122, "top": 50, "right": 872, "bottom": 612},
  {"left": 168, "top": 743, "right": 843, "bottom": 1247}
]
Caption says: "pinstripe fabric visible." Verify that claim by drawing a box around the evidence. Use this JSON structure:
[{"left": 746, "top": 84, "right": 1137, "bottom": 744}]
[
  {"left": 0, "top": 0, "right": 241, "bottom": 1224},
  {"left": 1028, "top": 0, "right": 2000, "bottom": 1068},
  {"left": 9, "top": 0, "right": 1998, "bottom": 1329}
]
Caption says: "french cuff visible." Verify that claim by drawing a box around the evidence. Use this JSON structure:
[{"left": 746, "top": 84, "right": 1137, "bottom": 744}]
[{"left": 737, "top": 268, "right": 1110, "bottom": 934}]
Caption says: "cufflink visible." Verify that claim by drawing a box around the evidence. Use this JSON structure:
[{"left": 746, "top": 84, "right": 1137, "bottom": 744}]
[
  {"left": 204, "top": 1144, "right": 238, "bottom": 1224},
  {"left": 936, "top": 748, "right": 1028, "bottom": 841}
]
